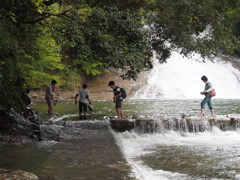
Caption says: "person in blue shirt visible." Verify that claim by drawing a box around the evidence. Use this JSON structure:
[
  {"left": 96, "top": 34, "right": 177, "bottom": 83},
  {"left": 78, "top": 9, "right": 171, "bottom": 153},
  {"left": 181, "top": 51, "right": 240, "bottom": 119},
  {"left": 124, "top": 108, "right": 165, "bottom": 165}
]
[
  {"left": 108, "top": 81, "right": 124, "bottom": 120},
  {"left": 199, "top": 75, "right": 216, "bottom": 117}
]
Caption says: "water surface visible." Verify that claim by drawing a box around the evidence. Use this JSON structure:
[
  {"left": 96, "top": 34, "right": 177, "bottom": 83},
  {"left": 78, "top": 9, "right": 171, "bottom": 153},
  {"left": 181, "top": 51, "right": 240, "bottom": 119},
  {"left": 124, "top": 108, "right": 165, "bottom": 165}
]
[{"left": 0, "top": 99, "right": 240, "bottom": 180}]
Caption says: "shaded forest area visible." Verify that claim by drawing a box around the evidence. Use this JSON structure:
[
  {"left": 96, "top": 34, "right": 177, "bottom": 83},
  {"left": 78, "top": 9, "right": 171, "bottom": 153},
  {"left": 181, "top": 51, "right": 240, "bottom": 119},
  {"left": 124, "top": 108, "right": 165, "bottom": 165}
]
[{"left": 0, "top": 0, "right": 240, "bottom": 111}]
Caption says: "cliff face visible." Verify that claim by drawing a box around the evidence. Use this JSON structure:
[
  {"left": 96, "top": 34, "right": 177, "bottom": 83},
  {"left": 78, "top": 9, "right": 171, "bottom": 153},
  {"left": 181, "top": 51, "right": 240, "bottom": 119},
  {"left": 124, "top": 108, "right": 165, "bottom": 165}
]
[{"left": 30, "top": 69, "right": 148, "bottom": 102}]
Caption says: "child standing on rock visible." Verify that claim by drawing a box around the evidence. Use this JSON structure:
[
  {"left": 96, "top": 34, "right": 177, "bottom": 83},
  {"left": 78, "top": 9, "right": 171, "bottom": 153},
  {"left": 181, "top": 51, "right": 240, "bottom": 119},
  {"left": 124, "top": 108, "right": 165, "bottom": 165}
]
[
  {"left": 108, "top": 81, "right": 125, "bottom": 120},
  {"left": 75, "top": 84, "right": 92, "bottom": 115}
]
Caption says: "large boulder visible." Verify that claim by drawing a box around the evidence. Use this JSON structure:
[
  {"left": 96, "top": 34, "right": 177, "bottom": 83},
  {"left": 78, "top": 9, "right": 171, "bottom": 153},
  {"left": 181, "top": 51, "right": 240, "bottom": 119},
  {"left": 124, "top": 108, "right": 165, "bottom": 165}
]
[
  {"left": 0, "top": 168, "right": 39, "bottom": 180},
  {"left": 0, "top": 106, "right": 41, "bottom": 140}
]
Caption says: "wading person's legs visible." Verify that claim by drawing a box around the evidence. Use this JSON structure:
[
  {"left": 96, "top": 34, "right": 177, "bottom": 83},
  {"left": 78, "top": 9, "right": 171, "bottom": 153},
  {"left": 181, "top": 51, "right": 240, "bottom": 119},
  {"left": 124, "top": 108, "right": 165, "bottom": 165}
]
[
  {"left": 207, "top": 98, "right": 216, "bottom": 117},
  {"left": 199, "top": 96, "right": 209, "bottom": 116},
  {"left": 79, "top": 102, "right": 84, "bottom": 115},
  {"left": 115, "top": 99, "right": 123, "bottom": 120},
  {"left": 46, "top": 98, "right": 53, "bottom": 115},
  {"left": 83, "top": 103, "right": 87, "bottom": 115}
]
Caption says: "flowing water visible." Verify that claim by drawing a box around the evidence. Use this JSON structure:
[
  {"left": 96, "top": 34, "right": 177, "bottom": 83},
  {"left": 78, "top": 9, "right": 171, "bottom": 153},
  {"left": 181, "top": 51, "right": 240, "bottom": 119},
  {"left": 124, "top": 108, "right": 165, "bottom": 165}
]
[
  {"left": 114, "top": 127, "right": 240, "bottom": 180},
  {"left": 133, "top": 52, "right": 240, "bottom": 99},
  {"left": 0, "top": 99, "right": 240, "bottom": 179},
  {"left": 124, "top": 53, "right": 240, "bottom": 180},
  {"left": 1, "top": 52, "right": 240, "bottom": 179}
]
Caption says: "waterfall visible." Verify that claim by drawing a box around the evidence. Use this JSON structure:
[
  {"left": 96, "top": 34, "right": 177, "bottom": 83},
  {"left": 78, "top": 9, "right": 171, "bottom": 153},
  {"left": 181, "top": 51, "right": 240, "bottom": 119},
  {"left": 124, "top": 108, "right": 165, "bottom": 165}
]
[{"left": 133, "top": 51, "right": 240, "bottom": 99}]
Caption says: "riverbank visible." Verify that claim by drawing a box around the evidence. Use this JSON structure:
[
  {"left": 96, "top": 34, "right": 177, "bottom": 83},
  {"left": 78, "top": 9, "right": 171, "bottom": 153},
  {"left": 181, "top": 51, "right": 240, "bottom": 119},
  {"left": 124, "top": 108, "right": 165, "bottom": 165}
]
[{"left": 29, "top": 69, "right": 148, "bottom": 102}]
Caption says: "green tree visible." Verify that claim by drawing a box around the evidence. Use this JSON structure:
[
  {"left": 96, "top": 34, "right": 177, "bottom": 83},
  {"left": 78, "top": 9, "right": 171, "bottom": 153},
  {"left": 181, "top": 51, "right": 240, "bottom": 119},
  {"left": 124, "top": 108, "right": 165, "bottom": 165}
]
[
  {"left": 1, "top": 0, "right": 240, "bottom": 111},
  {"left": 147, "top": 0, "right": 240, "bottom": 61}
]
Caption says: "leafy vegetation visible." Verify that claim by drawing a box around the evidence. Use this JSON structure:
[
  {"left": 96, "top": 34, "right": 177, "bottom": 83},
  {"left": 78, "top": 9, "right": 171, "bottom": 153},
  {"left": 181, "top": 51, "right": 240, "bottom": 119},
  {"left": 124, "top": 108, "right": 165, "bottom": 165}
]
[{"left": 0, "top": 0, "right": 240, "bottom": 110}]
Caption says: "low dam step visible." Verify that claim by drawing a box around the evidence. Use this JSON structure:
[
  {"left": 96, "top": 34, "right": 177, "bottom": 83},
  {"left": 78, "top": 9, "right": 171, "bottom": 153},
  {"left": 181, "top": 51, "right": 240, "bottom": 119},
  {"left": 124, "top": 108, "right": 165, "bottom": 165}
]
[{"left": 107, "top": 115, "right": 240, "bottom": 133}]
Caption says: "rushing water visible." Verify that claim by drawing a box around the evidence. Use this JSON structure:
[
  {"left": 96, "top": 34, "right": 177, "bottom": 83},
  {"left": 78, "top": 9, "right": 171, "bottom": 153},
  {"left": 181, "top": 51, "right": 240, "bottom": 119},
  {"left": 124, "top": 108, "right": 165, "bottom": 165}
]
[
  {"left": 0, "top": 99, "right": 239, "bottom": 179},
  {"left": 114, "top": 128, "right": 240, "bottom": 180},
  {"left": 133, "top": 52, "right": 240, "bottom": 99},
  {"left": 122, "top": 52, "right": 240, "bottom": 179}
]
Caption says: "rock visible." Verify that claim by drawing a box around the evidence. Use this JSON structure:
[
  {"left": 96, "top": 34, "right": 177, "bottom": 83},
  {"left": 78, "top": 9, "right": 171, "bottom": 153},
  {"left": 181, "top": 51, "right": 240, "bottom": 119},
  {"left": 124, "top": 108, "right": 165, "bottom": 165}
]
[
  {"left": 0, "top": 106, "right": 41, "bottom": 140},
  {"left": 110, "top": 119, "right": 135, "bottom": 132},
  {"left": 107, "top": 115, "right": 240, "bottom": 133},
  {"left": 31, "top": 94, "right": 38, "bottom": 98},
  {"left": 0, "top": 169, "right": 39, "bottom": 180},
  {"left": 0, "top": 105, "right": 64, "bottom": 142},
  {"left": 40, "top": 124, "right": 62, "bottom": 141}
]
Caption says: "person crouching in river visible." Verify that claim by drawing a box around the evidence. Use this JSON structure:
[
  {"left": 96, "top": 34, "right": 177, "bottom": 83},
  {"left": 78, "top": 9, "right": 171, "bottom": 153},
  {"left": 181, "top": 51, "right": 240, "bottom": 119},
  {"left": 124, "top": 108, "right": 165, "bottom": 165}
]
[{"left": 199, "top": 75, "right": 216, "bottom": 117}]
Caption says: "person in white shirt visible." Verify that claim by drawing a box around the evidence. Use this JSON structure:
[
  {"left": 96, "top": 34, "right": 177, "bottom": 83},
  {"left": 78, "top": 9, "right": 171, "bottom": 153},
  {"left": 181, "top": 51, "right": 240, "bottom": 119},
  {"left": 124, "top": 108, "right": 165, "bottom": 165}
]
[
  {"left": 45, "top": 80, "right": 57, "bottom": 115},
  {"left": 75, "top": 83, "right": 92, "bottom": 115}
]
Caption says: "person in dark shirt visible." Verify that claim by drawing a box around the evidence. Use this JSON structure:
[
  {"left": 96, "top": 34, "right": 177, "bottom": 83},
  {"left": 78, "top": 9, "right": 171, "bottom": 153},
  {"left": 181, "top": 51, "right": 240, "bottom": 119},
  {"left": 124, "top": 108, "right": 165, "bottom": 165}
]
[{"left": 108, "top": 81, "right": 124, "bottom": 120}]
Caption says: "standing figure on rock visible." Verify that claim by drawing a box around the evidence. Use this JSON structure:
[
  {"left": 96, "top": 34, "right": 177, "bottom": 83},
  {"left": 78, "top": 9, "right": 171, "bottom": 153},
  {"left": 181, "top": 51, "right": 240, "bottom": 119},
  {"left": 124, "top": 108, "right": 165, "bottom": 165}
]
[
  {"left": 108, "top": 81, "right": 124, "bottom": 120},
  {"left": 45, "top": 80, "right": 57, "bottom": 115},
  {"left": 75, "top": 83, "right": 92, "bottom": 115},
  {"left": 199, "top": 75, "right": 216, "bottom": 117}
]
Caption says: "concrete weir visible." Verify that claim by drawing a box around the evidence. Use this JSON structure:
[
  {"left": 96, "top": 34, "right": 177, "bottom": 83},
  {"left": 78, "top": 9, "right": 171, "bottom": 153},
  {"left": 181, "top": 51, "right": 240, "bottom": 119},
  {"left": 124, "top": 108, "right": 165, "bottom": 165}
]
[{"left": 107, "top": 115, "right": 240, "bottom": 133}]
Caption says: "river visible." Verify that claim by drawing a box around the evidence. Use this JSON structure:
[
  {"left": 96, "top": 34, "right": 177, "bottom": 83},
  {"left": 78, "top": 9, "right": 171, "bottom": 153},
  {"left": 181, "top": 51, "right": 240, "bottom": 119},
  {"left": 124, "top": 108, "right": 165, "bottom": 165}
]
[{"left": 0, "top": 99, "right": 240, "bottom": 179}]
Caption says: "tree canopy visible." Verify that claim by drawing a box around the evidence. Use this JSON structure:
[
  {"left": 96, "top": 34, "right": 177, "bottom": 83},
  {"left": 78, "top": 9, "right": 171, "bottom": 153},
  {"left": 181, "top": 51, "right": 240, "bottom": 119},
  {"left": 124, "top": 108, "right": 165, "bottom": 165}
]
[{"left": 0, "top": 0, "right": 240, "bottom": 110}]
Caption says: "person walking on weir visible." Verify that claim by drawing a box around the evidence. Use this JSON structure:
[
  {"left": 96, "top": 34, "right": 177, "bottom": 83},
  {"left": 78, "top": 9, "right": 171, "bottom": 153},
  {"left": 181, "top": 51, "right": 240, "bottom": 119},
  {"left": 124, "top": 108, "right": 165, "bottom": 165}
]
[
  {"left": 108, "top": 81, "right": 124, "bottom": 120},
  {"left": 199, "top": 75, "right": 216, "bottom": 117},
  {"left": 45, "top": 80, "right": 57, "bottom": 115},
  {"left": 75, "top": 83, "right": 92, "bottom": 115}
]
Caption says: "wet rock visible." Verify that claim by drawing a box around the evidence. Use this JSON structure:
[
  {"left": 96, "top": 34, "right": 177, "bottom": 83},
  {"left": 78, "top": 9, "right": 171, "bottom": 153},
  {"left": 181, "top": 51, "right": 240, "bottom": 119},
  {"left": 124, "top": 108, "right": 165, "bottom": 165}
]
[
  {"left": 110, "top": 119, "right": 135, "bottom": 132},
  {"left": 0, "top": 168, "right": 39, "bottom": 180},
  {"left": 0, "top": 106, "right": 41, "bottom": 140},
  {"left": 135, "top": 118, "right": 155, "bottom": 133},
  {"left": 107, "top": 115, "right": 240, "bottom": 133},
  {"left": 40, "top": 124, "right": 63, "bottom": 141},
  {"left": 56, "top": 120, "right": 109, "bottom": 130}
]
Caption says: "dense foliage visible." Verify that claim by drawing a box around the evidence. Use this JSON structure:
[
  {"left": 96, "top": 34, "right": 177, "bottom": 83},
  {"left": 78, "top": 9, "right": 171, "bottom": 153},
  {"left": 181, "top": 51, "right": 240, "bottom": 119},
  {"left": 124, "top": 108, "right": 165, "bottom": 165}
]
[{"left": 0, "top": 0, "right": 240, "bottom": 110}]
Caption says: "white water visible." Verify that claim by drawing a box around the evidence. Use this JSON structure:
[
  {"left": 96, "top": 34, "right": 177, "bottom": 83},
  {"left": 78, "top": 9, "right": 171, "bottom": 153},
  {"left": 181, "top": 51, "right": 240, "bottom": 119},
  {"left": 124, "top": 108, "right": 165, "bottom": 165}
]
[
  {"left": 134, "top": 52, "right": 240, "bottom": 99},
  {"left": 113, "top": 128, "right": 240, "bottom": 180}
]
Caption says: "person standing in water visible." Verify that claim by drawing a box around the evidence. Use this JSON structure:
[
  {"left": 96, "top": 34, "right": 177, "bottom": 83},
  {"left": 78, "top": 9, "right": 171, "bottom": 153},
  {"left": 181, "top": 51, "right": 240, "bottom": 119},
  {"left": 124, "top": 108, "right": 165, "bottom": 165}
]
[
  {"left": 45, "top": 80, "right": 57, "bottom": 115},
  {"left": 108, "top": 81, "right": 124, "bottom": 120},
  {"left": 75, "top": 83, "right": 92, "bottom": 115},
  {"left": 199, "top": 75, "right": 216, "bottom": 117}
]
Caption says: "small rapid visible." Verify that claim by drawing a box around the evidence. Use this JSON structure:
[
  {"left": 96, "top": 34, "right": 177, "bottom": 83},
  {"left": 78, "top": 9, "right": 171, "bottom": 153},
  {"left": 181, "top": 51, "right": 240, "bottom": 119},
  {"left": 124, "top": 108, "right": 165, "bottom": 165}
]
[{"left": 113, "top": 127, "right": 240, "bottom": 180}]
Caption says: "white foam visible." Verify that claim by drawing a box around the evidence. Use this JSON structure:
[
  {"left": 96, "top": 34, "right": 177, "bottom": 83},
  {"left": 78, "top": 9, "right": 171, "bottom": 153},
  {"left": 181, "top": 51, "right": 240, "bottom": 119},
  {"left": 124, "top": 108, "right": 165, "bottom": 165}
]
[
  {"left": 236, "top": 174, "right": 240, "bottom": 179},
  {"left": 112, "top": 128, "right": 240, "bottom": 180},
  {"left": 134, "top": 52, "right": 240, "bottom": 99}
]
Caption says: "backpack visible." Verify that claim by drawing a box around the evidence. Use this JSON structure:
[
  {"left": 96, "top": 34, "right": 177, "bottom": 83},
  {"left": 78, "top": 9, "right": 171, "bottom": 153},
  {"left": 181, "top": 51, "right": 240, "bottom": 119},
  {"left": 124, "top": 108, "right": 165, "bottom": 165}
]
[{"left": 120, "top": 88, "right": 127, "bottom": 99}]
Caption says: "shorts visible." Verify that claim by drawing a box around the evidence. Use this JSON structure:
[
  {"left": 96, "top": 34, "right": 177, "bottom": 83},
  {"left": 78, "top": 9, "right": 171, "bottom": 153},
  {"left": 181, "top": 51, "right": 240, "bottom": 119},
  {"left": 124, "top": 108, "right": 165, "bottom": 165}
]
[
  {"left": 201, "top": 95, "right": 213, "bottom": 109},
  {"left": 45, "top": 97, "right": 52, "bottom": 109},
  {"left": 115, "top": 99, "right": 123, "bottom": 109},
  {"left": 79, "top": 102, "right": 87, "bottom": 113}
]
